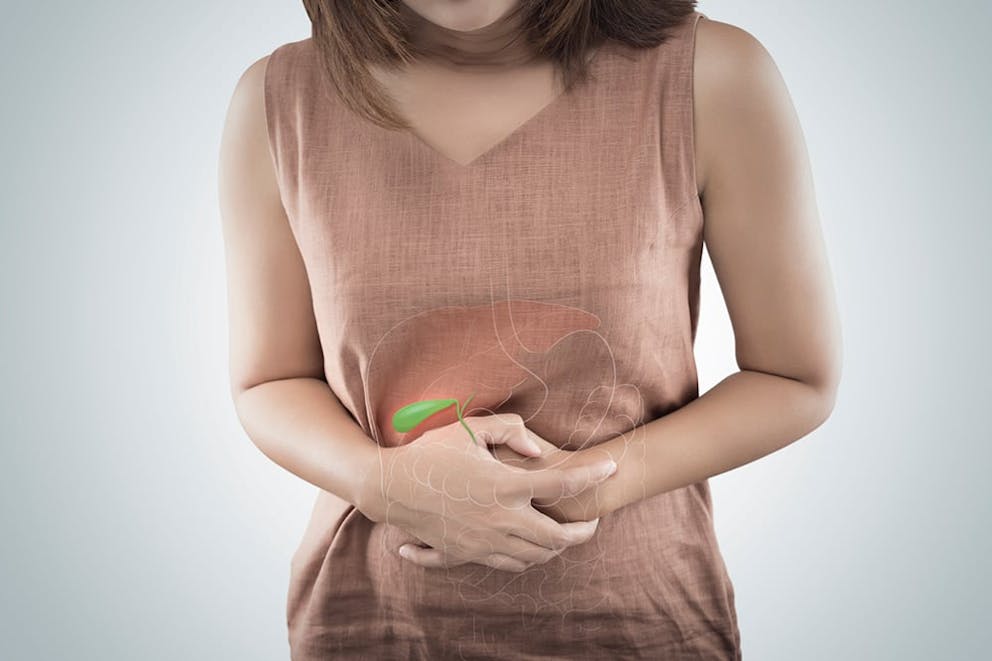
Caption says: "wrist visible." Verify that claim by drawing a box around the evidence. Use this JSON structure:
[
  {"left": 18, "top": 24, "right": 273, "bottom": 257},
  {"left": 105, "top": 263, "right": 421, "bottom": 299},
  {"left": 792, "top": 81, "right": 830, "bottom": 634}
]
[
  {"left": 353, "top": 444, "right": 389, "bottom": 522},
  {"left": 567, "top": 446, "right": 623, "bottom": 519}
]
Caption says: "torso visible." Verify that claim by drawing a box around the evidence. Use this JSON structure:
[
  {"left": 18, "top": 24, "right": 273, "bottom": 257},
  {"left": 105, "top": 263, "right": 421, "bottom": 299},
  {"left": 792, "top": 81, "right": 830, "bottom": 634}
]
[{"left": 264, "top": 12, "right": 741, "bottom": 656}]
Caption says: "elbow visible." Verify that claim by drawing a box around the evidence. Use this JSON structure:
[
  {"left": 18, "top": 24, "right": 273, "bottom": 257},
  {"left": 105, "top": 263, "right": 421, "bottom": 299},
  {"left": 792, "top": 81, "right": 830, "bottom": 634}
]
[
  {"left": 228, "top": 369, "right": 286, "bottom": 410},
  {"left": 814, "top": 383, "right": 838, "bottom": 427},
  {"left": 230, "top": 383, "right": 253, "bottom": 426},
  {"left": 806, "top": 362, "right": 842, "bottom": 428},
  {"left": 228, "top": 376, "right": 273, "bottom": 422},
  {"left": 229, "top": 379, "right": 255, "bottom": 415}
]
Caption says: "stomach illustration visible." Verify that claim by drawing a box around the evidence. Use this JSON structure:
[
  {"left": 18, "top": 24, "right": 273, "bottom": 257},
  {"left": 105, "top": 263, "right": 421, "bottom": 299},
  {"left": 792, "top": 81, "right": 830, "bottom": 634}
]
[{"left": 366, "top": 298, "right": 649, "bottom": 451}]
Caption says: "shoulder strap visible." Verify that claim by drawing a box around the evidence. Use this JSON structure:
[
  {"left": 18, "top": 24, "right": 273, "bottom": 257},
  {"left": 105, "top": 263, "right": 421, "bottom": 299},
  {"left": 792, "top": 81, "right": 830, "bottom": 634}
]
[
  {"left": 262, "top": 39, "right": 316, "bottom": 223},
  {"left": 656, "top": 10, "right": 707, "bottom": 210}
]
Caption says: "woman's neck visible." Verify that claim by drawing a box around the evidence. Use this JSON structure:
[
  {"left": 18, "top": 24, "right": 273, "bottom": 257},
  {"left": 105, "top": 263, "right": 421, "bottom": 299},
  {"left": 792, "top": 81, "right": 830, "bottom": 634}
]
[{"left": 397, "top": 2, "right": 540, "bottom": 71}]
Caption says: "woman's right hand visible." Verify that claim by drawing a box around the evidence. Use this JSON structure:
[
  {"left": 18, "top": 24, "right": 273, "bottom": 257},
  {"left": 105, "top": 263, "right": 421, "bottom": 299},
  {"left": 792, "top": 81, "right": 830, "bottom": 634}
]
[{"left": 355, "top": 413, "right": 618, "bottom": 573}]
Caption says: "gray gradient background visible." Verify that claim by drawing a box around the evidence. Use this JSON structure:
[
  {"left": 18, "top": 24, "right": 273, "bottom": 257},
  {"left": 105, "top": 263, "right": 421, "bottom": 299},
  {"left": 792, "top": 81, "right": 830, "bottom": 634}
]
[{"left": 1, "top": 1, "right": 989, "bottom": 659}]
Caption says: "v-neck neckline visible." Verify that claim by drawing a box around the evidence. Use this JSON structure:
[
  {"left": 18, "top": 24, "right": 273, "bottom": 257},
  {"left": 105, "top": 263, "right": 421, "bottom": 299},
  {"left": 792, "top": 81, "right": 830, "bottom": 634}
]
[{"left": 386, "top": 42, "right": 611, "bottom": 171}]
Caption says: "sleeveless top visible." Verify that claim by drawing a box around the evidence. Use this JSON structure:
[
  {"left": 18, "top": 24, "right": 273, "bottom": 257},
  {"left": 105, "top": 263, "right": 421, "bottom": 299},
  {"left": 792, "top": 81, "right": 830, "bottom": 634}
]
[{"left": 264, "top": 10, "right": 741, "bottom": 659}]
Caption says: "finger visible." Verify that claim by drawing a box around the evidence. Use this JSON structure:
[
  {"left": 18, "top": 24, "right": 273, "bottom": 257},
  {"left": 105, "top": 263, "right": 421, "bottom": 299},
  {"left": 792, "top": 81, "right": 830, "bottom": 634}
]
[
  {"left": 526, "top": 460, "right": 617, "bottom": 501},
  {"left": 489, "top": 443, "right": 539, "bottom": 468},
  {"left": 554, "top": 519, "right": 600, "bottom": 549},
  {"left": 490, "top": 531, "right": 563, "bottom": 564},
  {"left": 557, "top": 518, "right": 600, "bottom": 546},
  {"left": 399, "top": 544, "right": 528, "bottom": 573},
  {"left": 470, "top": 414, "right": 543, "bottom": 457},
  {"left": 481, "top": 553, "right": 530, "bottom": 573},
  {"left": 505, "top": 524, "right": 594, "bottom": 559},
  {"left": 499, "top": 509, "right": 599, "bottom": 551},
  {"left": 398, "top": 544, "right": 464, "bottom": 569}
]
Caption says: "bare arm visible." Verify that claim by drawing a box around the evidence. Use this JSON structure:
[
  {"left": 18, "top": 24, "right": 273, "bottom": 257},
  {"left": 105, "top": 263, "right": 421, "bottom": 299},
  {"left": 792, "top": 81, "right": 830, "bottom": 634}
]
[
  {"left": 218, "top": 54, "right": 378, "bottom": 506},
  {"left": 528, "top": 18, "right": 843, "bottom": 522}
]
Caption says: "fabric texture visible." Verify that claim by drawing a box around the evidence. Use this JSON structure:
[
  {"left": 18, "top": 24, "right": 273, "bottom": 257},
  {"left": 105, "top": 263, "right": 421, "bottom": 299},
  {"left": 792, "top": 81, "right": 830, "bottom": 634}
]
[{"left": 263, "top": 9, "right": 742, "bottom": 659}]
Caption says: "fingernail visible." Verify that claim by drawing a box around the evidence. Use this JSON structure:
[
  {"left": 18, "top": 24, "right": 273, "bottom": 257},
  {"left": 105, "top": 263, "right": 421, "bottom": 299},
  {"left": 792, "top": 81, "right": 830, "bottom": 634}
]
[
  {"left": 399, "top": 546, "right": 410, "bottom": 559},
  {"left": 603, "top": 461, "right": 617, "bottom": 476},
  {"left": 527, "top": 441, "right": 542, "bottom": 455}
]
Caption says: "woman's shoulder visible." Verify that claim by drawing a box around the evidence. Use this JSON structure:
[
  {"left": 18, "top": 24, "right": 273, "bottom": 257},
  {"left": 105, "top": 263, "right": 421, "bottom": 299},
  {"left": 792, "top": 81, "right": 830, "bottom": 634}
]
[
  {"left": 693, "top": 14, "right": 778, "bottom": 83},
  {"left": 691, "top": 15, "right": 798, "bottom": 195},
  {"left": 223, "top": 37, "right": 319, "bottom": 162},
  {"left": 228, "top": 37, "right": 315, "bottom": 106},
  {"left": 269, "top": 36, "right": 314, "bottom": 60},
  {"left": 610, "top": 11, "right": 768, "bottom": 67},
  {"left": 265, "top": 36, "right": 317, "bottom": 77},
  {"left": 255, "top": 36, "right": 325, "bottom": 113}
]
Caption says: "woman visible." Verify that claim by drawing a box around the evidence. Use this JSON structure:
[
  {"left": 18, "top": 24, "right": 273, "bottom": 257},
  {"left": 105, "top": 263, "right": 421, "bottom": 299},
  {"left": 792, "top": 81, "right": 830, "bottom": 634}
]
[{"left": 218, "top": 0, "right": 841, "bottom": 658}]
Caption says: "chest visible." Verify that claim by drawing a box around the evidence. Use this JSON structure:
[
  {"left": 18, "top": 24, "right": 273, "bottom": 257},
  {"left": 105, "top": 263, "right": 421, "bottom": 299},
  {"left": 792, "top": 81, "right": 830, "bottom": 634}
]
[
  {"left": 282, "top": 38, "right": 700, "bottom": 324},
  {"left": 370, "top": 59, "right": 568, "bottom": 168}
]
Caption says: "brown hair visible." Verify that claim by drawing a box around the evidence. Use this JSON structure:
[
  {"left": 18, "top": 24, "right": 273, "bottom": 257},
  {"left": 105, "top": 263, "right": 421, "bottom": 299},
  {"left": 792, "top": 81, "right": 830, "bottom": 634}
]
[{"left": 299, "top": 0, "right": 698, "bottom": 130}]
